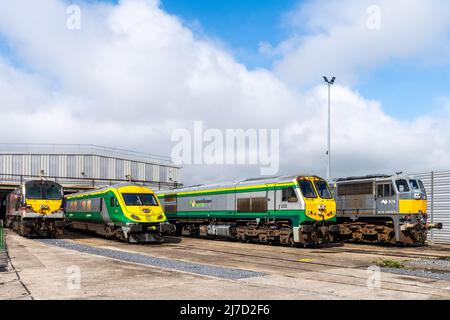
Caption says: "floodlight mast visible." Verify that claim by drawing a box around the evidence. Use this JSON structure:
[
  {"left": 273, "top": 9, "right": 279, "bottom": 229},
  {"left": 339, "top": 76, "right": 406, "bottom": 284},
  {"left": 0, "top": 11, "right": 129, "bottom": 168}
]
[{"left": 323, "top": 76, "right": 335, "bottom": 182}]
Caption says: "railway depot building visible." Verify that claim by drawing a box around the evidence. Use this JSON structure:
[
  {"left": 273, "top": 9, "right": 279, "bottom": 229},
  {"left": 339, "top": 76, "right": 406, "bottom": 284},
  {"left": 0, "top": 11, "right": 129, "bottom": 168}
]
[
  {"left": 0, "top": 144, "right": 182, "bottom": 223},
  {"left": 415, "top": 170, "right": 450, "bottom": 244}
]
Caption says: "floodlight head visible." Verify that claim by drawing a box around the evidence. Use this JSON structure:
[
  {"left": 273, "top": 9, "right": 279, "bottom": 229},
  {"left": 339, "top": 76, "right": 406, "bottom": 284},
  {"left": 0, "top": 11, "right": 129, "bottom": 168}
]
[{"left": 323, "top": 76, "right": 336, "bottom": 84}]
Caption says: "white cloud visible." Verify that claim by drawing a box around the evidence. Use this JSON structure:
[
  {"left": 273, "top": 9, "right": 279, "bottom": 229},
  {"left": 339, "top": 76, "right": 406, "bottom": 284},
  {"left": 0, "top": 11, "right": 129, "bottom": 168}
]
[
  {"left": 0, "top": 0, "right": 449, "bottom": 185},
  {"left": 273, "top": 0, "right": 450, "bottom": 86}
]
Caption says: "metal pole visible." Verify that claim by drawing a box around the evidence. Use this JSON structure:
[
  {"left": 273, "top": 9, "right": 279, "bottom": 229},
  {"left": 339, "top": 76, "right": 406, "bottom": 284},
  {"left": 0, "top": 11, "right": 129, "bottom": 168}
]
[
  {"left": 323, "top": 76, "right": 335, "bottom": 182},
  {"left": 431, "top": 171, "right": 434, "bottom": 242},
  {"left": 327, "top": 83, "right": 331, "bottom": 181}
]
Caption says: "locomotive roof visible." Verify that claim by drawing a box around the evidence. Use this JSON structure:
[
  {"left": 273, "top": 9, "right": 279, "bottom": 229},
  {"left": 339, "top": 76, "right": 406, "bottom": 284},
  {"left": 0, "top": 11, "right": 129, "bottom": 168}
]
[
  {"left": 335, "top": 173, "right": 414, "bottom": 183},
  {"left": 155, "top": 174, "right": 324, "bottom": 194},
  {"left": 335, "top": 174, "right": 391, "bottom": 182},
  {"left": 66, "top": 182, "right": 152, "bottom": 198}
]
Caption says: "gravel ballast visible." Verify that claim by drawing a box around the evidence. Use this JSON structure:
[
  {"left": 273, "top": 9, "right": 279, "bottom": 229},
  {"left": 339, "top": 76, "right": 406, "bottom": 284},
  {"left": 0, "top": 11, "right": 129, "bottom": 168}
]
[
  {"left": 406, "top": 258, "right": 450, "bottom": 268},
  {"left": 39, "top": 239, "right": 265, "bottom": 280},
  {"left": 381, "top": 267, "right": 450, "bottom": 281}
]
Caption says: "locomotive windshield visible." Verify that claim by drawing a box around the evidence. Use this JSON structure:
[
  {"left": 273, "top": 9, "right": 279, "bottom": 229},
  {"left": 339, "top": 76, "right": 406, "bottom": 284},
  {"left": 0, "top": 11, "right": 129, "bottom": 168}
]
[
  {"left": 25, "top": 181, "right": 62, "bottom": 200},
  {"left": 409, "top": 179, "right": 420, "bottom": 191},
  {"left": 298, "top": 180, "right": 317, "bottom": 198},
  {"left": 122, "top": 193, "right": 158, "bottom": 206},
  {"left": 314, "top": 180, "right": 332, "bottom": 199},
  {"left": 395, "top": 179, "right": 410, "bottom": 193},
  {"left": 418, "top": 180, "right": 426, "bottom": 193}
]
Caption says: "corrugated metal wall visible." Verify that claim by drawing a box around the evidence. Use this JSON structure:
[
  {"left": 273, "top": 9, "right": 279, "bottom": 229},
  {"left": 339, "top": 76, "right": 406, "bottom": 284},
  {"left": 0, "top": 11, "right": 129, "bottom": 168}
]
[
  {"left": 415, "top": 170, "right": 450, "bottom": 244},
  {"left": 0, "top": 154, "right": 182, "bottom": 186}
]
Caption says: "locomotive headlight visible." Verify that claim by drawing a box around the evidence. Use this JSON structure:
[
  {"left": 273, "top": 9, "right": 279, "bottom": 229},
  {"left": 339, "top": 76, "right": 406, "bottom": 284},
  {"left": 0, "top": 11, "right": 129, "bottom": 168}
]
[
  {"left": 131, "top": 214, "right": 141, "bottom": 220},
  {"left": 318, "top": 204, "right": 326, "bottom": 211},
  {"left": 414, "top": 192, "right": 421, "bottom": 200}
]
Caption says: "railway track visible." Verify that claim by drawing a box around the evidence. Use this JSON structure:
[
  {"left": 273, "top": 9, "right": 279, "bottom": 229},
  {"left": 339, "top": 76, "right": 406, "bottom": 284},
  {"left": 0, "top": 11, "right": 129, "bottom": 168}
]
[
  {"left": 169, "top": 236, "right": 450, "bottom": 261},
  {"left": 58, "top": 232, "right": 450, "bottom": 299}
]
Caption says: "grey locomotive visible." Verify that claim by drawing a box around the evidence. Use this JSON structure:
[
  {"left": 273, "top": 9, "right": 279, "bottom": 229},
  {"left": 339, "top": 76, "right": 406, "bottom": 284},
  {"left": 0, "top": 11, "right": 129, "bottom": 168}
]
[{"left": 333, "top": 173, "right": 442, "bottom": 245}]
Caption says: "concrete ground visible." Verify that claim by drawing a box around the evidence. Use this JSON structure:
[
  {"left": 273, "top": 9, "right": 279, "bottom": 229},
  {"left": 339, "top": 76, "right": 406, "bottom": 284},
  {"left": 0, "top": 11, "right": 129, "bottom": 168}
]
[{"left": 1, "top": 230, "right": 450, "bottom": 300}]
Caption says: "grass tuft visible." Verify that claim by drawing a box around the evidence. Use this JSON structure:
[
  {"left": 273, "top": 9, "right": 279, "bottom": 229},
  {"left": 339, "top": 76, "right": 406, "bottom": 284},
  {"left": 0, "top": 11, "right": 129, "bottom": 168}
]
[{"left": 376, "top": 259, "right": 405, "bottom": 269}]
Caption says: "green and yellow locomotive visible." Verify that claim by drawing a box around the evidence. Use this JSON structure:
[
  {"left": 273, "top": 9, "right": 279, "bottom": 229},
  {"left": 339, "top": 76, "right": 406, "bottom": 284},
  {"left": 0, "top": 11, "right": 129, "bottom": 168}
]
[
  {"left": 156, "top": 175, "right": 339, "bottom": 246},
  {"left": 6, "top": 180, "right": 65, "bottom": 237},
  {"left": 65, "top": 183, "right": 174, "bottom": 243}
]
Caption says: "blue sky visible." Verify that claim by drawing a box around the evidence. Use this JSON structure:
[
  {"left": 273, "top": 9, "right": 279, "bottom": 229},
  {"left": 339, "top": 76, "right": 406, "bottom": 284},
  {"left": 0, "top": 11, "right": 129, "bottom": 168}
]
[
  {"left": 357, "top": 60, "right": 450, "bottom": 119},
  {"left": 162, "top": 0, "right": 298, "bottom": 69}
]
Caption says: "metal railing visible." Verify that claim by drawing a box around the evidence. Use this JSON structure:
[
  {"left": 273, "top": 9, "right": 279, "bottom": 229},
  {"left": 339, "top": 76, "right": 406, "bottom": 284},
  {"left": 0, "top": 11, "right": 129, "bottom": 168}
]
[{"left": 0, "top": 143, "right": 175, "bottom": 166}]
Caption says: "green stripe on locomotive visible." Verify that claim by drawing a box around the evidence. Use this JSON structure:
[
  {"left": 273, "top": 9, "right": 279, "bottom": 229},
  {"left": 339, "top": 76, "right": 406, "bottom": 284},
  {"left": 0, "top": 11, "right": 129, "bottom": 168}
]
[
  {"left": 66, "top": 190, "right": 131, "bottom": 224},
  {"left": 169, "top": 183, "right": 299, "bottom": 197}
]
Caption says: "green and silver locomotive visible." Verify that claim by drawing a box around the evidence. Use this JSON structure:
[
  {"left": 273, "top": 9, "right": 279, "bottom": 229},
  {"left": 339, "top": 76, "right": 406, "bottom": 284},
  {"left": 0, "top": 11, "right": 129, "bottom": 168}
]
[{"left": 156, "top": 175, "right": 339, "bottom": 246}]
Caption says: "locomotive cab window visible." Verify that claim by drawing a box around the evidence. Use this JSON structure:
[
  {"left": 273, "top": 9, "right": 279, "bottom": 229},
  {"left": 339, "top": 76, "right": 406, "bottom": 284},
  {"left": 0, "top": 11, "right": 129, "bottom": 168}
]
[
  {"left": 418, "top": 180, "right": 426, "bottom": 193},
  {"left": 395, "top": 179, "right": 410, "bottom": 193},
  {"left": 298, "top": 180, "right": 317, "bottom": 198},
  {"left": 314, "top": 180, "right": 332, "bottom": 199},
  {"left": 282, "top": 187, "right": 298, "bottom": 202},
  {"left": 45, "top": 183, "right": 62, "bottom": 200},
  {"left": 26, "top": 183, "right": 43, "bottom": 199},
  {"left": 121, "top": 193, "right": 158, "bottom": 206},
  {"left": 110, "top": 197, "right": 119, "bottom": 207},
  {"left": 409, "top": 179, "right": 420, "bottom": 191},
  {"left": 377, "top": 183, "right": 395, "bottom": 198}
]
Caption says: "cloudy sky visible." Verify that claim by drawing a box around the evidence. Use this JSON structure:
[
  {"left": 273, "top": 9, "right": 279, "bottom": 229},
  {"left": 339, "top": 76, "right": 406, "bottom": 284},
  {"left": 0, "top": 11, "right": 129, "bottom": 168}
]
[{"left": 1, "top": 0, "right": 450, "bottom": 185}]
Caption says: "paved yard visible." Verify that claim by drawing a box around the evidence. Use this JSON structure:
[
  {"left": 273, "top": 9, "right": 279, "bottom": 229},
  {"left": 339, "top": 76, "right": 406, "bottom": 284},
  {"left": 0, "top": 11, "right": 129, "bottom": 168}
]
[{"left": 1, "top": 230, "right": 450, "bottom": 300}]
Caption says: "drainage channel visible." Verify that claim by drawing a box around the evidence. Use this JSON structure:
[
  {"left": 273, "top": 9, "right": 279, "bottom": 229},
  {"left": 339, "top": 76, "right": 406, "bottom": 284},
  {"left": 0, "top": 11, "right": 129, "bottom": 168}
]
[
  {"left": 39, "top": 239, "right": 265, "bottom": 280},
  {"left": 0, "top": 249, "right": 7, "bottom": 272}
]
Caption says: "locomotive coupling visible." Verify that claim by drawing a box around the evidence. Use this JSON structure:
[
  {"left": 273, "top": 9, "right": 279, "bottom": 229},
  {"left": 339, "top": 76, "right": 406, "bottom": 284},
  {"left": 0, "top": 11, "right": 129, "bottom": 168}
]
[
  {"left": 427, "top": 223, "right": 443, "bottom": 230},
  {"left": 401, "top": 223, "right": 420, "bottom": 230},
  {"left": 400, "top": 222, "right": 443, "bottom": 231},
  {"left": 159, "top": 222, "right": 176, "bottom": 234}
]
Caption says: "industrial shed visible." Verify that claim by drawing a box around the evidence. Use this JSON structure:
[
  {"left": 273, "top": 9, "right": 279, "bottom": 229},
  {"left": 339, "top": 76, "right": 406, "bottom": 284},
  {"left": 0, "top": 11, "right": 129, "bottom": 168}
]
[
  {"left": 415, "top": 170, "right": 450, "bottom": 244},
  {"left": 0, "top": 144, "right": 182, "bottom": 222}
]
